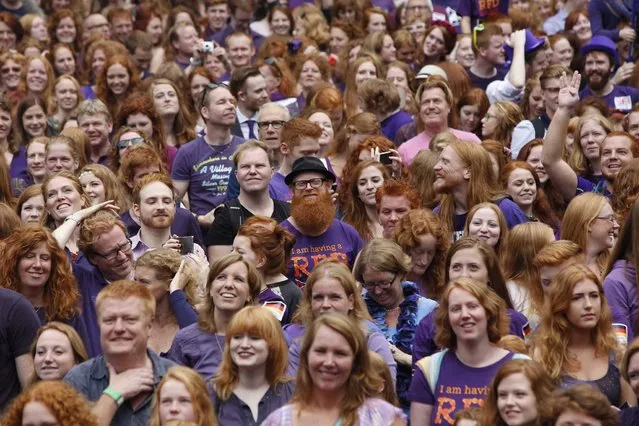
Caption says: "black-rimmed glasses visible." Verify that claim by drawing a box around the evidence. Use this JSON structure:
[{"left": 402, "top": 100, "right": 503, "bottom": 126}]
[{"left": 93, "top": 239, "right": 132, "bottom": 262}]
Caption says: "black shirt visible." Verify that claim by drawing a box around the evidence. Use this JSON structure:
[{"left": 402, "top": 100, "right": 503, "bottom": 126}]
[{"left": 205, "top": 199, "right": 291, "bottom": 246}]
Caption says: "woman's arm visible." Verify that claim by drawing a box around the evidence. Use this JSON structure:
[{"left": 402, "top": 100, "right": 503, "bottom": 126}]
[
  {"left": 410, "top": 403, "right": 433, "bottom": 426},
  {"left": 52, "top": 201, "right": 119, "bottom": 249},
  {"left": 541, "top": 71, "right": 581, "bottom": 201}
]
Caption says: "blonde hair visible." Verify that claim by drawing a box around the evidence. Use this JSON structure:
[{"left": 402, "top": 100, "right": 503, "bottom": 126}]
[
  {"left": 568, "top": 115, "right": 612, "bottom": 176},
  {"left": 560, "top": 193, "right": 611, "bottom": 273},
  {"left": 292, "top": 314, "right": 384, "bottom": 426},
  {"left": 294, "top": 260, "right": 372, "bottom": 325}
]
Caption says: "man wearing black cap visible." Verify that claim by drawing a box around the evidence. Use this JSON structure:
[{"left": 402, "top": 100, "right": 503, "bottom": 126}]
[
  {"left": 579, "top": 35, "right": 639, "bottom": 112},
  {"left": 281, "top": 156, "right": 364, "bottom": 287}
]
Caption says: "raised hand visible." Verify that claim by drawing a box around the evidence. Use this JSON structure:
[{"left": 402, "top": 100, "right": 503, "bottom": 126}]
[
  {"left": 557, "top": 71, "right": 581, "bottom": 111},
  {"left": 76, "top": 200, "right": 119, "bottom": 221},
  {"left": 169, "top": 259, "right": 187, "bottom": 292}
]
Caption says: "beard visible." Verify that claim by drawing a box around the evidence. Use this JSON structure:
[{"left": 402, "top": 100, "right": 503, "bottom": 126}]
[
  {"left": 586, "top": 69, "right": 611, "bottom": 91},
  {"left": 140, "top": 209, "right": 175, "bottom": 229},
  {"left": 291, "top": 191, "right": 336, "bottom": 235}
]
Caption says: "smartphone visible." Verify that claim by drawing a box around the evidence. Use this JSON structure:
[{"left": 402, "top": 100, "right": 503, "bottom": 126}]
[
  {"left": 331, "top": 182, "right": 338, "bottom": 192},
  {"left": 379, "top": 151, "right": 393, "bottom": 165}
]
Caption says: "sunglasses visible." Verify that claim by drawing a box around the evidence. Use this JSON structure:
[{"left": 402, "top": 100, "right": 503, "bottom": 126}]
[
  {"left": 200, "top": 82, "right": 230, "bottom": 109},
  {"left": 117, "top": 137, "right": 144, "bottom": 150}
]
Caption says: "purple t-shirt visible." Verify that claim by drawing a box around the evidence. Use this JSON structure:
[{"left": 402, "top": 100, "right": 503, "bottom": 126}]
[
  {"left": 603, "top": 259, "right": 637, "bottom": 345},
  {"left": 408, "top": 350, "right": 519, "bottom": 426},
  {"left": 382, "top": 110, "right": 414, "bottom": 145},
  {"left": 9, "top": 145, "right": 30, "bottom": 195},
  {"left": 280, "top": 219, "right": 364, "bottom": 287},
  {"left": 412, "top": 308, "right": 529, "bottom": 363},
  {"left": 72, "top": 262, "right": 109, "bottom": 357},
  {"left": 166, "top": 324, "right": 225, "bottom": 381},
  {"left": 457, "top": 0, "right": 509, "bottom": 26},
  {"left": 171, "top": 136, "right": 244, "bottom": 215},
  {"left": 579, "top": 85, "right": 639, "bottom": 113},
  {"left": 269, "top": 172, "right": 292, "bottom": 202}
]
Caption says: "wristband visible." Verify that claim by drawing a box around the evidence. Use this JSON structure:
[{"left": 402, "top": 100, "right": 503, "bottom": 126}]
[
  {"left": 103, "top": 387, "right": 124, "bottom": 406},
  {"left": 64, "top": 214, "right": 81, "bottom": 225}
]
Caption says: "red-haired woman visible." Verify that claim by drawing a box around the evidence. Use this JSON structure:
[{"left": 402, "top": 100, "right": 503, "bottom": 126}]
[
  {"left": 256, "top": 57, "right": 297, "bottom": 102},
  {"left": 232, "top": 216, "right": 301, "bottom": 325},
  {"left": 532, "top": 264, "right": 636, "bottom": 407},
  {"left": 342, "top": 159, "right": 389, "bottom": 241},
  {"left": 0, "top": 226, "right": 99, "bottom": 356},
  {"left": 214, "top": 306, "right": 293, "bottom": 424},
  {"left": 95, "top": 54, "right": 140, "bottom": 119}
]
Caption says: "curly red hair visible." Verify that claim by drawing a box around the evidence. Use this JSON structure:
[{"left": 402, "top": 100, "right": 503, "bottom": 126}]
[
  {"left": 1, "top": 380, "right": 98, "bottom": 426},
  {"left": 95, "top": 54, "right": 140, "bottom": 118},
  {"left": 0, "top": 226, "right": 78, "bottom": 322}
]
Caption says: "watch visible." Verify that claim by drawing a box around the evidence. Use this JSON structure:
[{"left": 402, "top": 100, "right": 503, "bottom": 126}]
[
  {"left": 103, "top": 387, "right": 124, "bottom": 406},
  {"left": 64, "top": 214, "right": 81, "bottom": 225}
]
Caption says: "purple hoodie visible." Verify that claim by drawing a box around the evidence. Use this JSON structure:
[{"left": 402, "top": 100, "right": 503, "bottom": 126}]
[{"left": 603, "top": 259, "right": 637, "bottom": 343}]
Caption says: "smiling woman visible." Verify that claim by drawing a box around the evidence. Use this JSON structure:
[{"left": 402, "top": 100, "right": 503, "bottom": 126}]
[
  {"left": 31, "top": 321, "right": 88, "bottom": 382},
  {"left": 213, "top": 306, "right": 293, "bottom": 425},
  {"left": 167, "top": 253, "right": 262, "bottom": 381}
]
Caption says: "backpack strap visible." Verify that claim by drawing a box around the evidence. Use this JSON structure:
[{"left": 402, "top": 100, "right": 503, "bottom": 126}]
[
  {"left": 224, "top": 198, "right": 244, "bottom": 236},
  {"left": 415, "top": 349, "right": 448, "bottom": 395}
]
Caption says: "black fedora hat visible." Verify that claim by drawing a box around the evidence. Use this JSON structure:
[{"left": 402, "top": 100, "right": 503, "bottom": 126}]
[{"left": 284, "top": 156, "right": 336, "bottom": 186}]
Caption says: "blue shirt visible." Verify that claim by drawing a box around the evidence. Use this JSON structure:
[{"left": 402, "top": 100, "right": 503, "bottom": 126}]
[
  {"left": 65, "top": 350, "right": 174, "bottom": 426},
  {"left": 214, "top": 382, "right": 295, "bottom": 426},
  {"left": 381, "top": 110, "right": 414, "bottom": 145}
]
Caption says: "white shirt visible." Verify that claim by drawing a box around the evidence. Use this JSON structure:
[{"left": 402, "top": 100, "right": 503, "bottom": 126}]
[{"left": 236, "top": 108, "right": 259, "bottom": 140}]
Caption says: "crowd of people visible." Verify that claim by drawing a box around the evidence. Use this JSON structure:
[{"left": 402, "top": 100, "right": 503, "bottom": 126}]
[{"left": 1, "top": 0, "right": 639, "bottom": 424}]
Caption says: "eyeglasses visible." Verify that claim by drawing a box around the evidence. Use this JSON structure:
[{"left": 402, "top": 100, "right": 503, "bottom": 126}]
[
  {"left": 1, "top": 66, "right": 20, "bottom": 74},
  {"left": 363, "top": 274, "right": 397, "bottom": 291},
  {"left": 595, "top": 215, "right": 617, "bottom": 224},
  {"left": 200, "top": 82, "right": 230, "bottom": 109},
  {"left": 116, "top": 137, "right": 144, "bottom": 150},
  {"left": 292, "top": 178, "right": 327, "bottom": 190},
  {"left": 472, "top": 24, "right": 485, "bottom": 50},
  {"left": 258, "top": 120, "right": 286, "bottom": 130},
  {"left": 94, "top": 239, "right": 132, "bottom": 262}
]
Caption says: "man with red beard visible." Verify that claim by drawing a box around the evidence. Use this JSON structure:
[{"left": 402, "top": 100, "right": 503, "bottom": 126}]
[
  {"left": 281, "top": 157, "right": 364, "bottom": 287},
  {"left": 543, "top": 71, "right": 639, "bottom": 199},
  {"left": 433, "top": 139, "right": 528, "bottom": 240},
  {"left": 579, "top": 36, "right": 639, "bottom": 113},
  {"left": 130, "top": 173, "right": 206, "bottom": 261}
]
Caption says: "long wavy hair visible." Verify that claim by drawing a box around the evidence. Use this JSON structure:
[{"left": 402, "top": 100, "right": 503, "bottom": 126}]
[
  {"left": 0, "top": 155, "right": 14, "bottom": 206},
  {"left": 408, "top": 150, "right": 440, "bottom": 209},
  {"left": 19, "top": 56, "right": 55, "bottom": 103},
  {"left": 114, "top": 92, "right": 168, "bottom": 167},
  {"left": 611, "top": 159, "right": 639, "bottom": 224},
  {"left": 568, "top": 115, "right": 611, "bottom": 177},
  {"left": 501, "top": 161, "right": 561, "bottom": 230},
  {"left": 294, "top": 260, "right": 372, "bottom": 326},
  {"left": 255, "top": 56, "right": 297, "bottom": 98},
  {"left": 135, "top": 248, "right": 201, "bottom": 307},
  {"left": 0, "top": 226, "right": 79, "bottom": 322},
  {"left": 1, "top": 380, "right": 98, "bottom": 426},
  {"left": 480, "top": 359, "right": 555, "bottom": 426},
  {"left": 532, "top": 264, "right": 617, "bottom": 380},
  {"left": 78, "top": 164, "right": 130, "bottom": 211},
  {"left": 393, "top": 208, "right": 449, "bottom": 300},
  {"left": 214, "top": 306, "right": 290, "bottom": 400},
  {"left": 560, "top": 193, "right": 612, "bottom": 273},
  {"left": 236, "top": 216, "right": 296, "bottom": 277},
  {"left": 148, "top": 78, "right": 197, "bottom": 147},
  {"left": 503, "top": 223, "right": 555, "bottom": 317},
  {"left": 329, "top": 112, "right": 381, "bottom": 159},
  {"left": 488, "top": 101, "right": 525, "bottom": 148},
  {"left": 342, "top": 159, "right": 389, "bottom": 241},
  {"left": 95, "top": 54, "right": 140, "bottom": 118},
  {"left": 444, "top": 237, "right": 515, "bottom": 310},
  {"left": 455, "top": 87, "right": 490, "bottom": 137},
  {"left": 47, "top": 8, "right": 82, "bottom": 52},
  {"left": 435, "top": 278, "right": 509, "bottom": 350},
  {"left": 292, "top": 313, "right": 383, "bottom": 426},
  {"left": 13, "top": 95, "right": 48, "bottom": 147},
  {"left": 149, "top": 366, "right": 217, "bottom": 426},
  {"left": 438, "top": 140, "right": 504, "bottom": 234},
  {"left": 198, "top": 253, "right": 262, "bottom": 334}
]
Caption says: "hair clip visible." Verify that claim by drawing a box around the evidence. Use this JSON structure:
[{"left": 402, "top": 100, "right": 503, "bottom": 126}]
[
  {"left": 472, "top": 24, "right": 485, "bottom": 50},
  {"left": 288, "top": 39, "right": 302, "bottom": 55},
  {"left": 432, "top": 20, "right": 456, "bottom": 36}
]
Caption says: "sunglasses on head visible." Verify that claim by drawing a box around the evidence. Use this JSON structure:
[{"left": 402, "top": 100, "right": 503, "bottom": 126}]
[{"left": 200, "top": 82, "right": 230, "bottom": 109}]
